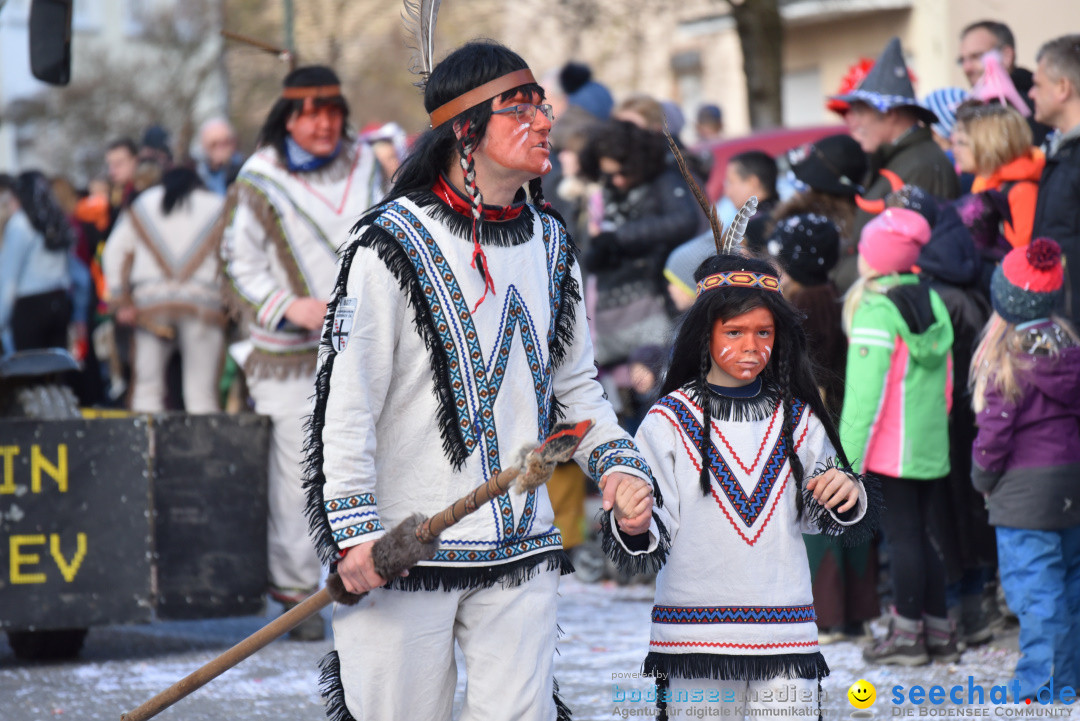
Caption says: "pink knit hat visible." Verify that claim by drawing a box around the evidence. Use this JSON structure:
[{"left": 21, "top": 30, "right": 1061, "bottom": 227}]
[{"left": 858, "top": 207, "right": 932, "bottom": 275}]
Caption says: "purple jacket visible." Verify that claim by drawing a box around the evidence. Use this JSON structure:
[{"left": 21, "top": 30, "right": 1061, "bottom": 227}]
[{"left": 972, "top": 328, "right": 1080, "bottom": 529}]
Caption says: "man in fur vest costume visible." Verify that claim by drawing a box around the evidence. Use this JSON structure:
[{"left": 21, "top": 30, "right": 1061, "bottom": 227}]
[
  {"left": 304, "top": 40, "right": 657, "bottom": 720},
  {"left": 220, "top": 65, "right": 382, "bottom": 640}
]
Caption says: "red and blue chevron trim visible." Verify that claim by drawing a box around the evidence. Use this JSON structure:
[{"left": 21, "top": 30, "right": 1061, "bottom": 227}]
[
  {"left": 655, "top": 394, "right": 806, "bottom": 527},
  {"left": 652, "top": 604, "right": 817, "bottom": 624}
]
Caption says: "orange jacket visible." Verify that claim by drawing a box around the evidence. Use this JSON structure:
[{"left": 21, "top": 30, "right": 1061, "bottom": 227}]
[{"left": 971, "top": 148, "right": 1045, "bottom": 249}]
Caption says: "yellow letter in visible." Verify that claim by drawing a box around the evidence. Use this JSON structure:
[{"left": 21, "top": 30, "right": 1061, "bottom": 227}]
[
  {"left": 10, "top": 534, "right": 46, "bottom": 584},
  {"left": 50, "top": 533, "right": 87, "bottom": 582},
  {"left": 0, "top": 446, "right": 19, "bottom": 494},
  {"left": 31, "top": 444, "right": 67, "bottom": 493}
]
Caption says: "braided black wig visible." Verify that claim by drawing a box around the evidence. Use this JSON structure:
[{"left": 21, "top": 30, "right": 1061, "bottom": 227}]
[
  {"left": 386, "top": 40, "right": 548, "bottom": 208},
  {"left": 662, "top": 253, "right": 850, "bottom": 511}
]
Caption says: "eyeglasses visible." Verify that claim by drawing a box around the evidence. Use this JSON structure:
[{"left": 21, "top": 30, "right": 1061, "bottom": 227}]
[
  {"left": 491, "top": 103, "right": 555, "bottom": 124},
  {"left": 956, "top": 47, "right": 1001, "bottom": 66}
]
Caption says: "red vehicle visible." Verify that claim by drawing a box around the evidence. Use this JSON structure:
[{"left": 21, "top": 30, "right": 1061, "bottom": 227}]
[{"left": 701, "top": 124, "right": 847, "bottom": 203}]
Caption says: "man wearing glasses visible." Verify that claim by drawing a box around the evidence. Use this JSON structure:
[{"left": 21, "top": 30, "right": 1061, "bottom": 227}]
[
  {"left": 305, "top": 40, "right": 656, "bottom": 721},
  {"left": 958, "top": 20, "right": 1051, "bottom": 144}
]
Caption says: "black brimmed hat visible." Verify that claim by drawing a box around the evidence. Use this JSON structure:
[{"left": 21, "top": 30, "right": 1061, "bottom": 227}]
[
  {"left": 830, "top": 37, "right": 939, "bottom": 126},
  {"left": 788, "top": 134, "right": 867, "bottom": 197}
]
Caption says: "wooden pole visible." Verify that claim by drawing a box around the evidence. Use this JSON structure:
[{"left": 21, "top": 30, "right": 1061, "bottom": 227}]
[{"left": 120, "top": 588, "right": 331, "bottom": 721}]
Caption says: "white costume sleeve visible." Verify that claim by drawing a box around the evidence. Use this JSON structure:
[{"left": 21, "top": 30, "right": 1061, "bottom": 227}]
[
  {"left": 317, "top": 239, "right": 403, "bottom": 550},
  {"left": 101, "top": 210, "right": 136, "bottom": 302},
  {"left": 220, "top": 194, "right": 297, "bottom": 330},
  {"left": 796, "top": 410, "right": 868, "bottom": 535}
]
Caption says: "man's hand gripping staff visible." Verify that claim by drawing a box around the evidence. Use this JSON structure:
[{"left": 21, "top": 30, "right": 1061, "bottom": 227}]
[{"left": 120, "top": 419, "right": 596, "bottom": 721}]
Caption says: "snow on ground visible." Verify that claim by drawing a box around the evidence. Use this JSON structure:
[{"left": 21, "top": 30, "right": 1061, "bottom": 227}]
[{"left": 0, "top": 575, "right": 1035, "bottom": 721}]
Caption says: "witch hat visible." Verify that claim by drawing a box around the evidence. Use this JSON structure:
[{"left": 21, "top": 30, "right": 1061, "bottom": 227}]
[{"left": 830, "top": 36, "right": 938, "bottom": 126}]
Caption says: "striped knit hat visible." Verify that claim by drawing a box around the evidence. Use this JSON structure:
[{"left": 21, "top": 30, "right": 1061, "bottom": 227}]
[
  {"left": 991, "top": 238, "right": 1065, "bottom": 323},
  {"left": 920, "top": 87, "right": 968, "bottom": 140}
]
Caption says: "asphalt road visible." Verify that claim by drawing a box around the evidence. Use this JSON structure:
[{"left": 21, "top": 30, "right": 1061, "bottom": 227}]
[{"left": 0, "top": 577, "right": 1027, "bottom": 721}]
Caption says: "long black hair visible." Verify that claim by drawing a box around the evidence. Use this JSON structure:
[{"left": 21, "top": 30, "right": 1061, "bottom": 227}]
[
  {"left": 663, "top": 253, "right": 849, "bottom": 508},
  {"left": 255, "top": 65, "right": 352, "bottom": 161},
  {"left": 160, "top": 167, "right": 205, "bottom": 215},
  {"left": 386, "top": 40, "right": 548, "bottom": 208},
  {"left": 15, "top": 171, "right": 74, "bottom": 252}
]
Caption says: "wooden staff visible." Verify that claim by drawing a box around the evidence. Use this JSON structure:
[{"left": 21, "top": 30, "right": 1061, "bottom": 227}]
[{"left": 120, "top": 420, "right": 592, "bottom": 721}]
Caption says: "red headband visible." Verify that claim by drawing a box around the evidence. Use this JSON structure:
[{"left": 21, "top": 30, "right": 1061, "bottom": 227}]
[
  {"left": 429, "top": 69, "right": 537, "bottom": 128},
  {"left": 281, "top": 85, "right": 342, "bottom": 100}
]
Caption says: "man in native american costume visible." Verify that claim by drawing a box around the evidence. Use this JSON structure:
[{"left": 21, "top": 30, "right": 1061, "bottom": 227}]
[
  {"left": 304, "top": 40, "right": 658, "bottom": 719},
  {"left": 220, "top": 66, "right": 382, "bottom": 640}
]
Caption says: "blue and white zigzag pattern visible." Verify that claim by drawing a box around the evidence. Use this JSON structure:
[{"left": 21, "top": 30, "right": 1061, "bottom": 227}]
[{"left": 652, "top": 604, "right": 817, "bottom": 624}]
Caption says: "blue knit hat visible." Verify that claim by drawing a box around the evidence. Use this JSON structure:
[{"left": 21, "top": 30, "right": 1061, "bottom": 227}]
[
  {"left": 920, "top": 87, "right": 968, "bottom": 140},
  {"left": 991, "top": 238, "right": 1065, "bottom": 323}
]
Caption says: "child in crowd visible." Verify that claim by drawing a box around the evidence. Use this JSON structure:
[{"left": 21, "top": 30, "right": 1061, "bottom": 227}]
[
  {"left": 767, "top": 214, "right": 881, "bottom": 645},
  {"left": 969, "top": 238, "right": 1080, "bottom": 700},
  {"left": 606, "top": 250, "right": 878, "bottom": 718},
  {"left": 841, "top": 207, "right": 958, "bottom": 666},
  {"left": 723, "top": 151, "right": 778, "bottom": 254}
]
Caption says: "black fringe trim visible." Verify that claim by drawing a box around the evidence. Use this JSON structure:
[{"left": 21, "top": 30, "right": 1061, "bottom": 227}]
[
  {"left": 553, "top": 677, "right": 573, "bottom": 721},
  {"left": 302, "top": 235, "right": 365, "bottom": 566},
  {"left": 549, "top": 247, "right": 581, "bottom": 373},
  {"left": 600, "top": 511, "right": 670, "bottom": 576},
  {"left": 383, "top": 548, "right": 574, "bottom": 592},
  {"left": 318, "top": 651, "right": 357, "bottom": 721},
  {"left": 357, "top": 225, "right": 471, "bottom": 470},
  {"left": 685, "top": 379, "right": 782, "bottom": 423},
  {"left": 643, "top": 650, "right": 830, "bottom": 682},
  {"left": 801, "top": 460, "right": 884, "bottom": 548},
  {"left": 409, "top": 189, "right": 536, "bottom": 247}
]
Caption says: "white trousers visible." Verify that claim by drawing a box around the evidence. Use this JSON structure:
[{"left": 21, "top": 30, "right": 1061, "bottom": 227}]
[
  {"left": 246, "top": 371, "right": 322, "bottom": 594},
  {"left": 666, "top": 675, "right": 819, "bottom": 719},
  {"left": 129, "top": 319, "right": 224, "bottom": 414},
  {"left": 332, "top": 567, "right": 560, "bottom": 721}
]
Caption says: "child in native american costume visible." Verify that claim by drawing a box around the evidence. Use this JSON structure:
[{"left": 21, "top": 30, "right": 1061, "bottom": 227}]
[{"left": 606, "top": 225, "right": 880, "bottom": 719}]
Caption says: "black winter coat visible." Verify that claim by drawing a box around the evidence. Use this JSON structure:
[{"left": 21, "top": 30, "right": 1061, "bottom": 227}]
[{"left": 1033, "top": 133, "right": 1080, "bottom": 320}]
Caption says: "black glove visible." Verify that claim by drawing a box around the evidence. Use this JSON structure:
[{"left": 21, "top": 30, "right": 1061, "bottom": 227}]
[{"left": 583, "top": 231, "right": 619, "bottom": 272}]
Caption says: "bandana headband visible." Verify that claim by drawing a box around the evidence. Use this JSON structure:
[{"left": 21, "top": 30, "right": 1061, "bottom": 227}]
[
  {"left": 281, "top": 85, "right": 342, "bottom": 100},
  {"left": 697, "top": 271, "right": 781, "bottom": 296},
  {"left": 429, "top": 68, "right": 537, "bottom": 128}
]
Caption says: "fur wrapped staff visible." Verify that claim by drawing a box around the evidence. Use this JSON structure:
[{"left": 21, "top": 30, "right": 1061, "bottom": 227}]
[{"left": 119, "top": 420, "right": 592, "bottom": 721}]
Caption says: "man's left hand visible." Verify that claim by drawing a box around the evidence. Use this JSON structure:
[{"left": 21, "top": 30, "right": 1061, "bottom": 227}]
[{"left": 600, "top": 471, "right": 653, "bottom": 535}]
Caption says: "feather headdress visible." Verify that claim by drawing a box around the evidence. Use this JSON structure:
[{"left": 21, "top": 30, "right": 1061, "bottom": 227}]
[
  {"left": 663, "top": 128, "right": 757, "bottom": 255},
  {"left": 402, "top": 0, "right": 442, "bottom": 89}
]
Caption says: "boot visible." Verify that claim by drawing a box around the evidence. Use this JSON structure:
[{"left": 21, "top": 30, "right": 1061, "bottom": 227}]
[
  {"left": 947, "top": 604, "right": 967, "bottom": 653},
  {"left": 924, "top": 613, "right": 961, "bottom": 663},
  {"left": 862, "top": 612, "right": 929, "bottom": 666},
  {"left": 960, "top": 593, "right": 994, "bottom": 647}
]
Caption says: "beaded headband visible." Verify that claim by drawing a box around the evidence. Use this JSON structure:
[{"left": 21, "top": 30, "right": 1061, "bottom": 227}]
[
  {"left": 281, "top": 85, "right": 342, "bottom": 100},
  {"left": 429, "top": 69, "right": 537, "bottom": 128},
  {"left": 697, "top": 271, "right": 781, "bottom": 296}
]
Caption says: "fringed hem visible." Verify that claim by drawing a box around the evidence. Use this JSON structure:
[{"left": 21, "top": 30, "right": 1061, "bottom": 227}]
[
  {"left": 600, "top": 512, "right": 670, "bottom": 576},
  {"left": 553, "top": 676, "right": 574, "bottom": 721},
  {"left": 802, "top": 461, "right": 884, "bottom": 548},
  {"left": 383, "top": 548, "right": 574, "bottom": 592},
  {"left": 643, "top": 650, "right": 829, "bottom": 682},
  {"left": 409, "top": 189, "right": 537, "bottom": 247},
  {"left": 243, "top": 347, "right": 318, "bottom": 380},
  {"left": 233, "top": 181, "right": 311, "bottom": 298},
  {"left": 317, "top": 651, "right": 357, "bottom": 721},
  {"left": 684, "top": 380, "right": 782, "bottom": 423}
]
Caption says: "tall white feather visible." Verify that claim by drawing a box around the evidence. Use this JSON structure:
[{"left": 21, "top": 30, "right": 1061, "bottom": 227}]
[
  {"left": 721, "top": 196, "right": 758, "bottom": 254},
  {"left": 402, "top": 0, "right": 442, "bottom": 84}
]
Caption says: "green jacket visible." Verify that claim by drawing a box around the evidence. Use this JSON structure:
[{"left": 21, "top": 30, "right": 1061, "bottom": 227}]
[{"left": 840, "top": 274, "right": 954, "bottom": 480}]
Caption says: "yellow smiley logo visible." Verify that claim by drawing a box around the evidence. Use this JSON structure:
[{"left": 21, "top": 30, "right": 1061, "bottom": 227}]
[{"left": 848, "top": 679, "right": 876, "bottom": 709}]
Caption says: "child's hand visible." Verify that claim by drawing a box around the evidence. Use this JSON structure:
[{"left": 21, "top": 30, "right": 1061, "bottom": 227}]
[
  {"left": 805, "top": 468, "right": 859, "bottom": 513},
  {"left": 601, "top": 472, "right": 653, "bottom": 535}
]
